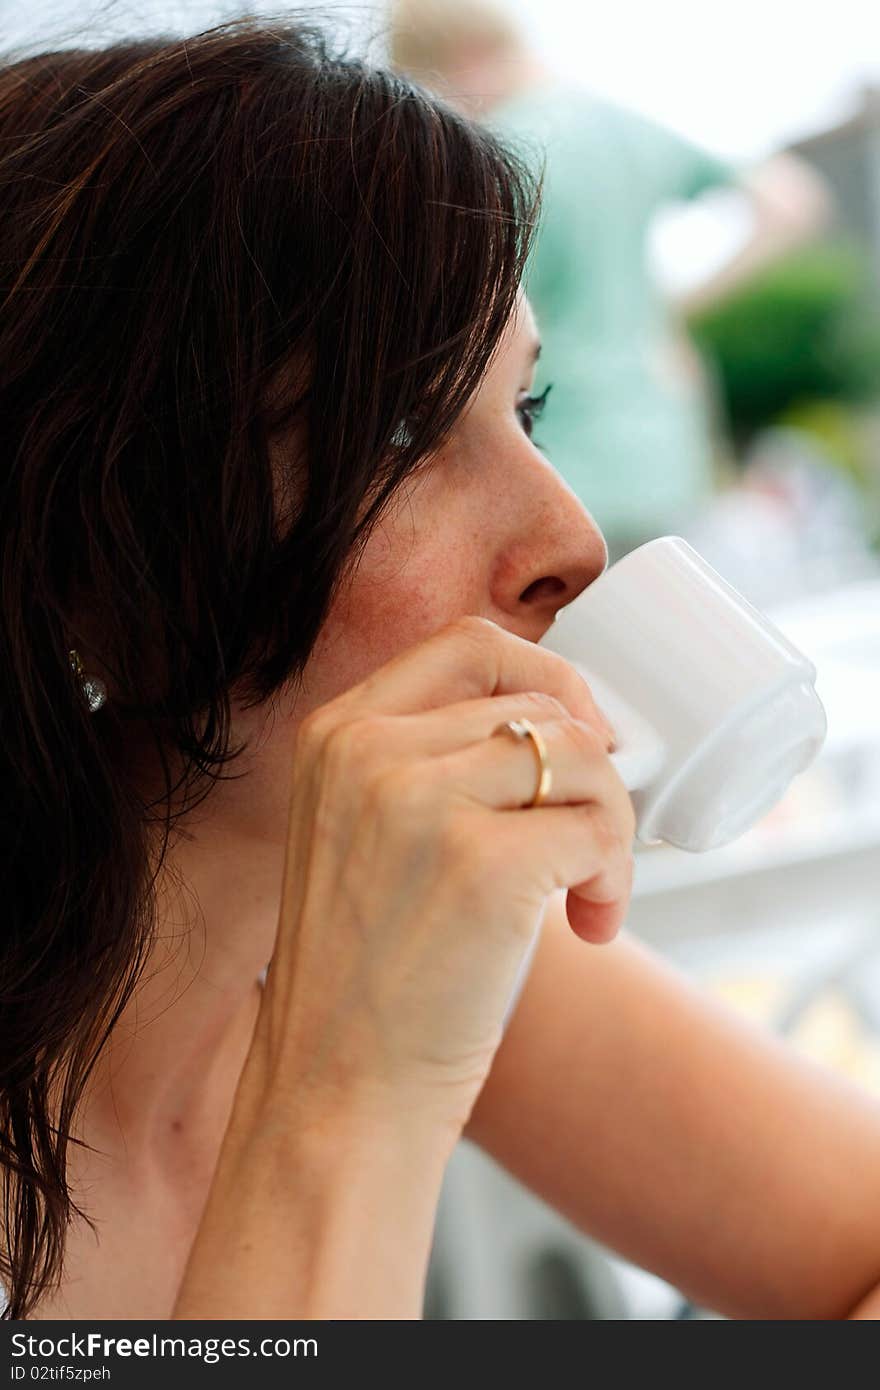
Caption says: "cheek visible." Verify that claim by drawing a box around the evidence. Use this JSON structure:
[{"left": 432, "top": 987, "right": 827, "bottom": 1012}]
[
  {"left": 296, "top": 507, "right": 479, "bottom": 709},
  {"left": 329, "top": 571, "right": 438, "bottom": 677}
]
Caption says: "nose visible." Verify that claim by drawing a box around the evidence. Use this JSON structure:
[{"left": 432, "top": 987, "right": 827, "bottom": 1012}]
[{"left": 490, "top": 468, "right": 608, "bottom": 641}]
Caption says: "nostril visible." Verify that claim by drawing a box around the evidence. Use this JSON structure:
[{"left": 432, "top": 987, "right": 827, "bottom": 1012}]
[{"left": 520, "top": 576, "right": 567, "bottom": 604}]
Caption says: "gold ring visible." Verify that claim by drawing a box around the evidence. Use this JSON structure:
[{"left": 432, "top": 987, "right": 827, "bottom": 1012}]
[{"left": 491, "top": 717, "right": 552, "bottom": 809}]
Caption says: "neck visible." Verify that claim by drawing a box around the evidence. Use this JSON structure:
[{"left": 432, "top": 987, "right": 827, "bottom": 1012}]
[{"left": 76, "top": 794, "right": 286, "bottom": 1174}]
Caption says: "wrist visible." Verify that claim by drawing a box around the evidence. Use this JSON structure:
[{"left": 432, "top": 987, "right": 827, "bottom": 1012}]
[
  {"left": 235, "top": 1076, "right": 460, "bottom": 1186},
  {"left": 233, "top": 1014, "right": 473, "bottom": 1157}
]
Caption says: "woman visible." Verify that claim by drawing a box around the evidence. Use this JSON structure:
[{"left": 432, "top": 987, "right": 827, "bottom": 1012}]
[{"left": 1, "top": 20, "right": 879, "bottom": 1322}]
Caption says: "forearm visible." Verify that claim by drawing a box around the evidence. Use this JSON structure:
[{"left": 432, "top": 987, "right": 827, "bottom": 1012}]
[
  {"left": 675, "top": 153, "right": 833, "bottom": 319},
  {"left": 467, "top": 897, "right": 880, "bottom": 1320},
  {"left": 172, "top": 1065, "right": 455, "bottom": 1320}
]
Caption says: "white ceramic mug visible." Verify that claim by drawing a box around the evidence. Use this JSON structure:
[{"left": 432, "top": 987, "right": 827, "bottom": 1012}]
[{"left": 539, "top": 536, "right": 827, "bottom": 852}]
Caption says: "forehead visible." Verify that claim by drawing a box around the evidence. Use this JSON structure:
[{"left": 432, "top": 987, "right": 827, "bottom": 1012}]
[
  {"left": 495, "top": 294, "right": 540, "bottom": 363},
  {"left": 519, "top": 294, "right": 538, "bottom": 338},
  {"left": 511, "top": 293, "right": 538, "bottom": 344}
]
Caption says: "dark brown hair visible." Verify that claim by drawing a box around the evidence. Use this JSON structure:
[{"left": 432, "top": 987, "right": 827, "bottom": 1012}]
[{"left": 0, "top": 15, "right": 538, "bottom": 1317}]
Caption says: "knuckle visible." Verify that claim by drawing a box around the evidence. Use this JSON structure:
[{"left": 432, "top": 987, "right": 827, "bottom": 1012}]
[
  {"left": 606, "top": 771, "right": 637, "bottom": 841},
  {"left": 296, "top": 703, "right": 335, "bottom": 749},
  {"left": 591, "top": 809, "right": 621, "bottom": 859},
  {"left": 321, "top": 718, "right": 362, "bottom": 772},
  {"left": 442, "top": 614, "right": 507, "bottom": 690},
  {"left": 545, "top": 646, "right": 589, "bottom": 688},
  {"left": 519, "top": 690, "right": 569, "bottom": 720},
  {"left": 320, "top": 714, "right": 390, "bottom": 782},
  {"left": 575, "top": 801, "right": 622, "bottom": 856},
  {"left": 598, "top": 807, "right": 636, "bottom": 872},
  {"left": 295, "top": 705, "right": 341, "bottom": 773},
  {"left": 558, "top": 716, "right": 606, "bottom": 761},
  {"left": 552, "top": 659, "right": 609, "bottom": 726}
]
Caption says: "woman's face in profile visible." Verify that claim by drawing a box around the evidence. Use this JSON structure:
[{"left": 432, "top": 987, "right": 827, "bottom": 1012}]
[
  {"left": 295, "top": 296, "right": 607, "bottom": 710},
  {"left": 235, "top": 296, "right": 607, "bottom": 841}
]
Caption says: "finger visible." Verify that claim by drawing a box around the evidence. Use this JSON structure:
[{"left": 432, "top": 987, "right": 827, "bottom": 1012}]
[
  {"left": 338, "top": 615, "right": 606, "bottom": 728},
  {"left": 565, "top": 888, "right": 631, "bottom": 945},
  {"left": 364, "top": 690, "right": 616, "bottom": 761},
  {"left": 435, "top": 715, "right": 630, "bottom": 818},
  {"left": 482, "top": 801, "right": 634, "bottom": 944}
]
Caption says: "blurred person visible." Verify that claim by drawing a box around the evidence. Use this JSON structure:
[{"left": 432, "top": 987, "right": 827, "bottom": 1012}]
[
  {"left": 389, "top": 0, "right": 833, "bottom": 559},
  {"left": 4, "top": 18, "right": 880, "bottom": 1328}
]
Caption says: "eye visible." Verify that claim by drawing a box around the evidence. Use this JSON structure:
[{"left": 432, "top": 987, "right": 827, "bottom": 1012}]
[{"left": 516, "top": 382, "right": 553, "bottom": 443}]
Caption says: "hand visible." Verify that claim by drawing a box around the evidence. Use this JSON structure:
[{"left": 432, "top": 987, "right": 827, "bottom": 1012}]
[{"left": 251, "top": 616, "right": 635, "bottom": 1137}]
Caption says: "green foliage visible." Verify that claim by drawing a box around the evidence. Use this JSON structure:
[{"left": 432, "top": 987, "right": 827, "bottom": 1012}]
[{"left": 687, "top": 238, "right": 880, "bottom": 445}]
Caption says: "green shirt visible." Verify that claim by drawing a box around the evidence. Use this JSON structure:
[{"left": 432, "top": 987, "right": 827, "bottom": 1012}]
[{"left": 490, "top": 85, "right": 738, "bottom": 543}]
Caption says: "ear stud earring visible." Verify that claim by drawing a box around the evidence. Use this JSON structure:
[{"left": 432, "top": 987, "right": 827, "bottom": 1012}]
[{"left": 68, "top": 648, "right": 108, "bottom": 713}]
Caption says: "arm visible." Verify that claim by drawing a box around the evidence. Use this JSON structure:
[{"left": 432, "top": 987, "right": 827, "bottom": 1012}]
[
  {"left": 172, "top": 1068, "right": 454, "bottom": 1320},
  {"left": 674, "top": 151, "right": 834, "bottom": 319},
  {"left": 171, "top": 620, "right": 630, "bottom": 1320},
  {"left": 464, "top": 890, "right": 880, "bottom": 1320}
]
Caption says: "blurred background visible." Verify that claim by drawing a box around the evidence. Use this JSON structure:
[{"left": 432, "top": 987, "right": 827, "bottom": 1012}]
[{"left": 4, "top": 0, "right": 880, "bottom": 1319}]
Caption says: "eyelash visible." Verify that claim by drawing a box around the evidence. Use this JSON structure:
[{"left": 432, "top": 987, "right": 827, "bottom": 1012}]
[{"left": 517, "top": 382, "right": 553, "bottom": 445}]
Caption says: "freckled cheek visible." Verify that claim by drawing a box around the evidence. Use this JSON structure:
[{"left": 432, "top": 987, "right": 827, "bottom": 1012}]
[
  {"left": 297, "top": 565, "right": 455, "bottom": 706},
  {"left": 349, "top": 563, "right": 464, "bottom": 663},
  {"left": 301, "top": 477, "right": 488, "bottom": 702},
  {"left": 353, "top": 590, "right": 423, "bottom": 663}
]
